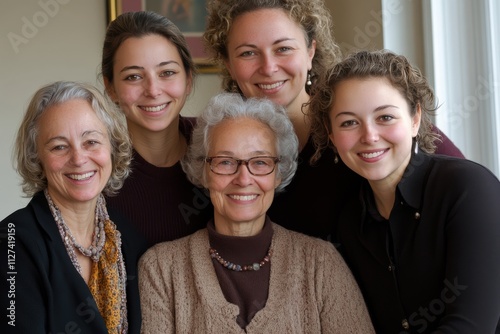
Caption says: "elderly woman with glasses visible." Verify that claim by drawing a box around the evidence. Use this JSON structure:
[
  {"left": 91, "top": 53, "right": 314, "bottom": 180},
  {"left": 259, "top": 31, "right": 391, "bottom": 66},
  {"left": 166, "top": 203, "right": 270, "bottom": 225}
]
[{"left": 138, "top": 93, "right": 374, "bottom": 333}]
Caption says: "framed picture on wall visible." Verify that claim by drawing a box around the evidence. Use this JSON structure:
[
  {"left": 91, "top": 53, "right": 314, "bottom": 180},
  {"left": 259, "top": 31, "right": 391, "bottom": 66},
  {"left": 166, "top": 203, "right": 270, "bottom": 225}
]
[{"left": 107, "top": 0, "right": 219, "bottom": 73}]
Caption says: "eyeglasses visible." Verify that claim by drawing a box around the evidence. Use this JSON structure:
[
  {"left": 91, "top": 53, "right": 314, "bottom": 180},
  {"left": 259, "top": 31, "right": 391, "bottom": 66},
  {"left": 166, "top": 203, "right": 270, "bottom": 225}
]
[{"left": 205, "top": 156, "right": 280, "bottom": 176}]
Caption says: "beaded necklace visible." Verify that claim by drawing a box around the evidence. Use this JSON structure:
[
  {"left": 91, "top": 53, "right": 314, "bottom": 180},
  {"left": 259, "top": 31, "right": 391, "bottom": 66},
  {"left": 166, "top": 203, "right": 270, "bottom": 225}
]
[
  {"left": 45, "top": 189, "right": 106, "bottom": 273},
  {"left": 44, "top": 189, "right": 128, "bottom": 333},
  {"left": 209, "top": 247, "right": 272, "bottom": 272}
]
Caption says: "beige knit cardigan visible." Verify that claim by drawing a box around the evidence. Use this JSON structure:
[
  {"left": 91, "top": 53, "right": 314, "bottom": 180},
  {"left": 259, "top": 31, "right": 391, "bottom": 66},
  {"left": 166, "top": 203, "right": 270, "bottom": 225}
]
[{"left": 139, "top": 223, "right": 375, "bottom": 333}]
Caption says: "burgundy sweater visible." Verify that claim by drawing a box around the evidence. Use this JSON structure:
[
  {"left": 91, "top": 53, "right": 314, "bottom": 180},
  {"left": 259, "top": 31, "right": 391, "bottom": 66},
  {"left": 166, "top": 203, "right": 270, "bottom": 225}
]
[{"left": 106, "top": 117, "right": 213, "bottom": 247}]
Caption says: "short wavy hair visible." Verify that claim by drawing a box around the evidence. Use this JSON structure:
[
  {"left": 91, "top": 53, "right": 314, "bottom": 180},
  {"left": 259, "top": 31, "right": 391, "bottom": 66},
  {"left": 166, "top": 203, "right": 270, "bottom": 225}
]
[
  {"left": 204, "top": 0, "right": 341, "bottom": 95},
  {"left": 14, "top": 81, "right": 132, "bottom": 197},
  {"left": 309, "top": 50, "right": 440, "bottom": 164},
  {"left": 181, "top": 93, "right": 298, "bottom": 193},
  {"left": 101, "top": 11, "right": 196, "bottom": 85}
]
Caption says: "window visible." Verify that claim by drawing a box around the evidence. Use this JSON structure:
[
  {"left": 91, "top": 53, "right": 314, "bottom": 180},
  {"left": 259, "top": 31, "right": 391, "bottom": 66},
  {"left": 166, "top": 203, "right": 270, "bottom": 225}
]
[{"left": 423, "top": 0, "right": 500, "bottom": 177}]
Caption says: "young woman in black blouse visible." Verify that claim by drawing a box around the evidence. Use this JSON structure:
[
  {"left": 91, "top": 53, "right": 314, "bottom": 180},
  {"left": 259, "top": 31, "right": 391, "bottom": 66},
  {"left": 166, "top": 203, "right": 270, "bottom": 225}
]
[{"left": 309, "top": 50, "right": 500, "bottom": 333}]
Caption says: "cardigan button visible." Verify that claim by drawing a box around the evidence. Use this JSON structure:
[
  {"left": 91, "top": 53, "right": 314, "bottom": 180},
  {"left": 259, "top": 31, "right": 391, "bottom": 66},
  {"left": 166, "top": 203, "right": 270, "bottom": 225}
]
[
  {"left": 402, "top": 319, "right": 410, "bottom": 329},
  {"left": 415, "top": 212, "right": 421, "bottom": 220}
]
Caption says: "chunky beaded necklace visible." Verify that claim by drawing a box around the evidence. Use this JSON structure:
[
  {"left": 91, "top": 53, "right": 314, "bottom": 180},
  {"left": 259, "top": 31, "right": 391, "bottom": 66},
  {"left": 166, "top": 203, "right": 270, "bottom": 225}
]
[
  {"left": 209, "top": 247, "right": 272, "bottom": 272},
  {"left": 45, "top": 190, "right": 106, "bottom": 272}
]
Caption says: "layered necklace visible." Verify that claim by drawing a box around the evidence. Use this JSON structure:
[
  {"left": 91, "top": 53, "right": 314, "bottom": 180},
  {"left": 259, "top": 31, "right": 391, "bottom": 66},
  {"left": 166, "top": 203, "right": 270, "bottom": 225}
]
[
  {"left": 45, "top": 189, "right": 106, "bottom": 273},
  {"left": 45, "top": 190, "right": 128, "bottom": 333}
]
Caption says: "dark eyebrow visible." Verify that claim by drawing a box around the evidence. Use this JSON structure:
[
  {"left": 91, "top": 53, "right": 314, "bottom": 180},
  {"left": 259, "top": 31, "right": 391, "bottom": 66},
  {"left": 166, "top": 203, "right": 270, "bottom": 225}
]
[
  {"left": 119, "top": 61, "right": 180, "bottom": 73},
  {"left": 334, "top": 111, "right": 355, "bottom": 119},
  {"left": 334, "top": 105, "right": 399, "bottom": 119},
  {"left": 234, "top": 38, "right": 297, "bottom": 51}
]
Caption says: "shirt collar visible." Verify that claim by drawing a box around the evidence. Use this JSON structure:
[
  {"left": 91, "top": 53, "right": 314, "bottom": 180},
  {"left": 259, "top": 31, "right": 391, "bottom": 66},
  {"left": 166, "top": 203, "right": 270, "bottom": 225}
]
[
  {"left": 360, "top": 152, "right": 432, "bottom": 223},
  {"left": 397, "top": 152, "right": 432, "bottom": 208}
]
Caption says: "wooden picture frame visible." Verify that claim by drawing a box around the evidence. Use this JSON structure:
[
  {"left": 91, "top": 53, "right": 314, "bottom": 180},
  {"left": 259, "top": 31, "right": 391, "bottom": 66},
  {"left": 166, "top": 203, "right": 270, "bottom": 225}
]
[{"left": 107, "top": 0, "right": 219, "bottom": 74}]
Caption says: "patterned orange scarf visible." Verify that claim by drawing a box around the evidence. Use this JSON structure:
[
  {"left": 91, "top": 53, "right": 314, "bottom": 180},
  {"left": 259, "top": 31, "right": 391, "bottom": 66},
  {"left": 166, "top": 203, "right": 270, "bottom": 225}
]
[
  {"left": 88, "top": 219, "right": 128, "bottom": 333},
  {"left": 46, "top": 190, "right": 128, "bottom": 333}
]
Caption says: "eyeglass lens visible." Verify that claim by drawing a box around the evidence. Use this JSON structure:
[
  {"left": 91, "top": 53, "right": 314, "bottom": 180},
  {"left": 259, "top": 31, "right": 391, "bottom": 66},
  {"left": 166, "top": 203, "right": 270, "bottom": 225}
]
[{"left": 209, "top": 157, "right": 277, "bottom": 175}]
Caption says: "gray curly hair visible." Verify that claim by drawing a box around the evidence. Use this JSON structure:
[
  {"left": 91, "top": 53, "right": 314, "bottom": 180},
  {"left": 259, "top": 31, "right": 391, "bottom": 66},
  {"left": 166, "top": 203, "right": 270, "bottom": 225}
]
[{"left": 181, "top": 93, "right": 298, "bottom": 192}]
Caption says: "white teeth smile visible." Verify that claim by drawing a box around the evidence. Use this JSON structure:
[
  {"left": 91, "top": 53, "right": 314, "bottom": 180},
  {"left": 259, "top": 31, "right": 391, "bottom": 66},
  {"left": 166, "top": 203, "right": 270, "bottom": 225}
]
[
  {"left": 230, "top": 194, "right": 258, "bottom": 201},
  {"left": 142, "top": 103, "right": 167, "bottom": 112},
  {"left": 360, "top": 150, "right": 385, "bottom": 159},
  {"left": 68, "top": 172, "right": 95, "bottom": 180},
  {"left": 258, "top": 81, "right": 284, "bottom": 90}
]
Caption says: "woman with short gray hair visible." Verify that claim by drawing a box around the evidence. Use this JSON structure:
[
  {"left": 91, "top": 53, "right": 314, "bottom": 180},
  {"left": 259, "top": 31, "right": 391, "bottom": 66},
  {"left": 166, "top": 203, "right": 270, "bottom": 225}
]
[
  {"left": 0, "top": 81, "right": 145, "bottom": 334},
  {"left": 182, "top": 93, "right": 297, "bottom": 193},
  {"left": 139, "top": 92, "right": 374, "bottom": 333}
]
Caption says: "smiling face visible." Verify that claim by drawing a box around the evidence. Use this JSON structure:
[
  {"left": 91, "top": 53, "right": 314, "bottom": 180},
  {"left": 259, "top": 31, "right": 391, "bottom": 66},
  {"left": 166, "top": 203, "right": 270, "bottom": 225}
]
[
  {"left": 37, "top": 99, "right": 112, "bottom": 209},
  {"left": 224, "top": 8, "right": 315, "bottom": 112},
  {"left": 205, "top": 118, "right": 281, "bottom": 236},
  {"left": 329, "top": 77, "right": 421, "bottom": 188},
  {"left": 105, "top": 34, "right": 192, "bottom": 134}
]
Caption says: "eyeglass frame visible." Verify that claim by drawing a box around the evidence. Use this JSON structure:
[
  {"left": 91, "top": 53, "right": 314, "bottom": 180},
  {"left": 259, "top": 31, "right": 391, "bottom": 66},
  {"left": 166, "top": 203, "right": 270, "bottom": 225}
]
[{"left": 204, "top": 156, "right": 281, "bottom": 176}]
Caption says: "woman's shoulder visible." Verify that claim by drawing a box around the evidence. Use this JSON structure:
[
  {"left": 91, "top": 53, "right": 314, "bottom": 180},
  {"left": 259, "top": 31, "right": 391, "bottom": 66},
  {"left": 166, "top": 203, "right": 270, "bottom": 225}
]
[
  {"left": 429, "top": 155, "right": 499, "bottom": 185},
  {"left": 140, "top": 228, "right": 208, "bottom": 262},
  {"left": 431, "top": 125, "right": 465, "bottom": 158},
  {"left": 271, "top": 224, "right": 354, "bottom": 284},
  {"left": 1, "top": 206, "right": 32, "bottom": 226},
  {"left": 0, "top": 194, "right": 50, "bottom": 238},
  {"left": 272, "top": 223, "right": 341, "bottom": 259},
  {"left": 0, "top": 207, "right": 37, "bottom": 247}
]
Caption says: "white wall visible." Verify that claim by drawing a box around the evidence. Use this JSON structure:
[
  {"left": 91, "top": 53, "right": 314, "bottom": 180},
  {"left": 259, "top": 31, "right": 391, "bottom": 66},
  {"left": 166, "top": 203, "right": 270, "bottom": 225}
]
[
  {"left": 327, "top": 0, "right": 384, "bottom": 54},
  {"left": 0, "top": 0, "right": 221, "bottom": 220},
  {"left": 0, "top": 0, "right": 107, "bottom": 219},
  {"left": 381, "top": 0, "right": 424, "bottom": 71}
]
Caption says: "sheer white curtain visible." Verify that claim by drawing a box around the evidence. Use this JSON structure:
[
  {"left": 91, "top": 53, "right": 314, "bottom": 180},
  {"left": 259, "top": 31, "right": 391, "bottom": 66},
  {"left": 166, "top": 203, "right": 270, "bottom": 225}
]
[{"left": 422, "top": 0, "right": 500, "bottom": 177}]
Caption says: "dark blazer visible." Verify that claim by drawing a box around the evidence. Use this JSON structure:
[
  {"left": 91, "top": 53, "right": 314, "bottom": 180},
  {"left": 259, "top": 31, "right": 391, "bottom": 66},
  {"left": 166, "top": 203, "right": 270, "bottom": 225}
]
[{"left": 0, "top": 191, "right": 147, "bottom": 334}]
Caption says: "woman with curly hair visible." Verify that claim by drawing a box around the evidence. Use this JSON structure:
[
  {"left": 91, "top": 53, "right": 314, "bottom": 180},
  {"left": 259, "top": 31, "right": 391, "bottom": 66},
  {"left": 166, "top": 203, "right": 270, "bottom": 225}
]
[
  {"left": 0, "top": 81, "right": 147, "bottom": 333},
  {"left": 309, "top": 50, "right": 500, "bottom": 333},
  {"left": 204, "top": 0, "right": 464, "bottom": 240}
]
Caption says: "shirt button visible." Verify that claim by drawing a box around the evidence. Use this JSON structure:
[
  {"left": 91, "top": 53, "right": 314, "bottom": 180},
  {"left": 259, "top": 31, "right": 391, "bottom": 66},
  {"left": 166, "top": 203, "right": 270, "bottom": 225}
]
[
  {"left": 388, "top": 264, "right": 395, "bottom": 271},
  {"left": 415, "top": 212, "right": 421, "bottom": 219},
  {"left": 402, "top": 319, "right": 410, "bottom": 329}
]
